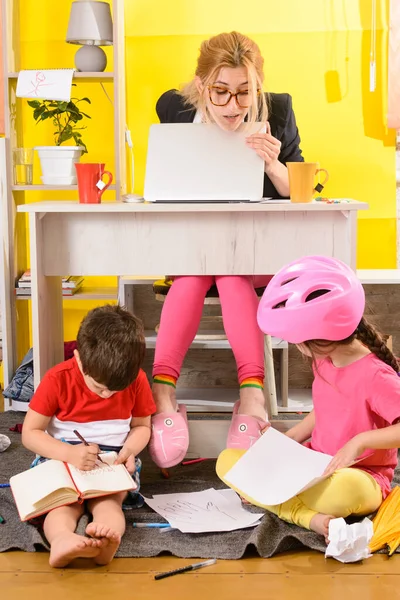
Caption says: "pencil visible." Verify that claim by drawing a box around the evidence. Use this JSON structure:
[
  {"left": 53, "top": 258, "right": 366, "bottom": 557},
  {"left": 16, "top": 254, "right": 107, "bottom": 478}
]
[
  {"left": 73, "top": 429, "right": 106, "bottom": 464},
  {"left": 182, "top": 458, "right": 208, "bottom": 466},
  {"left": 154, "top": 559, "right": 217, "bottom": 580},
  {"left": 133, "top": 523, "right": 171, "bottom": 529}
]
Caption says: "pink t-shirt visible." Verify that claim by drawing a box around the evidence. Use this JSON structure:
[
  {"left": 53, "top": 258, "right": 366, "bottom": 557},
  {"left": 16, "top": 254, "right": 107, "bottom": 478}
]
[{"left": 309, "top": 353, "right": 400, "bottom": 498}]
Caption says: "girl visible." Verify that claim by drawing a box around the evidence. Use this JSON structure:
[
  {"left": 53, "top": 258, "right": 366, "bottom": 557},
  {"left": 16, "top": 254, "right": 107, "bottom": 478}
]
[
  {"left": 150, "top": 31, "right": 304, "bottom": 468},
  {"left": 217, "top": 255, "right": 400, "bottom": 540}
]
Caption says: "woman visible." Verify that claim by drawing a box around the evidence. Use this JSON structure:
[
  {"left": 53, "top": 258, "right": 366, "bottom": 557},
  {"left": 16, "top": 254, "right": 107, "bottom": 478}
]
[{"left": 149, "top": 31, "right": 304, "bottom": 468}]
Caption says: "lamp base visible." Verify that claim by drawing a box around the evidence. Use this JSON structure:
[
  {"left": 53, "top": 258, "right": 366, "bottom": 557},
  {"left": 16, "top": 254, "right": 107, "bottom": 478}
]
[{"left": 75, "top": 45, "right": 107, "bottom": 72}]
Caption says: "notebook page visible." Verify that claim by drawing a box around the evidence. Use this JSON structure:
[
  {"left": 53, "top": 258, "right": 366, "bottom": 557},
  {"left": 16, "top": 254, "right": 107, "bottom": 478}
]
[
  {"left": 67, "top": 452, "right": 135, "bottom": 496},
  {"left": 224, "top": 427, "right": 333, "bottom": 505},
  {"left": 10, "top": 459, "right": 76, "bottom": 518}
]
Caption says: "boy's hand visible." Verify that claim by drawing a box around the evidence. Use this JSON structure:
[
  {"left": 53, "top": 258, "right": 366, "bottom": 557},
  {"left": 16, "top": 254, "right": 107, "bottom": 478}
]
[
  {"left": 115, "top": 446, "right": 136, "bottom": 474},
  {"left": 67, "top": 443, "right": 100, "bottom": 471}
]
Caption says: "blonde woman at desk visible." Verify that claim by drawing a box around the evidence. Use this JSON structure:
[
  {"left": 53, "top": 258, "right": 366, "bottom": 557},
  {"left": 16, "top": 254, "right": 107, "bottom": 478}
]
[{"left": 149, "top": 31, "right": 304, "bottom": 468}]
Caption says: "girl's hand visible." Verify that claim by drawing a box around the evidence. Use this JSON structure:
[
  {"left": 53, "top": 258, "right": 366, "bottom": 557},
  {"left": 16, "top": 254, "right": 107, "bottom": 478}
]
[
  {"left": 115, "top": 446, "right": 136, "bottom": 474},
  {"left": 245, "top": 123, "right": 282, "bottom": 173},
  {"left": 323, "top": 435, "right": 366, "bottom": 477},
  {"left": 261, "top": 422, "right": 271, "bottom": 435}
]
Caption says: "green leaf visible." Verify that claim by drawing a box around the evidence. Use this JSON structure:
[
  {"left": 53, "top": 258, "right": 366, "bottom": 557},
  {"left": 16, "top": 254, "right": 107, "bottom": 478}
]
[
  {"left": 58, "top": 131, "right": 73, "bottom": 144},
  {"left": 79, "top": 97, "right": 91, "bottom": 104},
  {"left": 27, "top": 100, "right": 41, "bottom": 108},
  {"left": 33, "top": 106, "right": 46, "bottom": 120}
]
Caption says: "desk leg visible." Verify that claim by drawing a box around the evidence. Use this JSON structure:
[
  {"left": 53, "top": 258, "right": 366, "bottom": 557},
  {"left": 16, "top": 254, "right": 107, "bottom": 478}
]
[
  {"left": 264, "top": 334, "right": 278, "bottom": 417},
  {"left": 30, "top": 213, "right": 64, "bottom": 389},
  {"left": 347, "top": 210, "right": 358, "bottom": 270}
]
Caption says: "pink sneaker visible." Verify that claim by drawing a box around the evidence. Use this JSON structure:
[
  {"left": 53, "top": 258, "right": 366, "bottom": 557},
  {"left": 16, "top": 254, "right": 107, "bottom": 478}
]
[
  {"left": 148, "top": 404, "right": 189, "bottom": 468},
  {"left": 227, "top": 401, "right": 268, "bottom": 450}
]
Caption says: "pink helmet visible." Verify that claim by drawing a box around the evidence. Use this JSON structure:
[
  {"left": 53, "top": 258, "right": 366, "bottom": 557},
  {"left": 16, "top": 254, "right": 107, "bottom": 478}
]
[{"left": 257, "top": 255, "right": 365, "bottom": 343}]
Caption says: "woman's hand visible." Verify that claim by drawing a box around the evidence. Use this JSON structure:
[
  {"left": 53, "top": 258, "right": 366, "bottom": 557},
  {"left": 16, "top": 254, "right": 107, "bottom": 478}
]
[
  {"left": 323, "top": 435, "right": 366, "bottom": 477},
  {"left": 245, "top": 123, "right": 282, "bottom": 173}
]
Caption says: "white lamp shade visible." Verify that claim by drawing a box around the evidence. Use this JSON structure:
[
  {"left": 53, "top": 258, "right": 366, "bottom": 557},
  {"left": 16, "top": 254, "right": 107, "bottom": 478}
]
[{"left": 66, "top": 1, "right": 113, "bottom": 46}]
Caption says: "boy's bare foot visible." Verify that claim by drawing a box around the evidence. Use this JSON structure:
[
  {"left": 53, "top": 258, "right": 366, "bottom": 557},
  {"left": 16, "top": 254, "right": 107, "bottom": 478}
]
[
  {"left": 86, "top": 522, "right": 122, "bottom": 565},
  {"left": 49, "top": 532, "right": 103, "bottom": 568},
  {"left": 310, "top": 513, "right": 335, "bottom": 543}
]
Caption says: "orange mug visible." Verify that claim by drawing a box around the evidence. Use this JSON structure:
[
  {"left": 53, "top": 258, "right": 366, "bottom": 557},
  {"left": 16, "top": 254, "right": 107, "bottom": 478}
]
[
  {"left": 287, "top": 162, "right": 329, "bottom": 203},
  {"left": 75, "top": 163, "right": 113, "bottom": 204}
]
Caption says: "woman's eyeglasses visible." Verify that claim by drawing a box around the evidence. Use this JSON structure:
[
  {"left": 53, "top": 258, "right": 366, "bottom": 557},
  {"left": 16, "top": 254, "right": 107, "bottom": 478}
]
[{"left": 207, "top": 85, "right": 261, "bottom": 108}]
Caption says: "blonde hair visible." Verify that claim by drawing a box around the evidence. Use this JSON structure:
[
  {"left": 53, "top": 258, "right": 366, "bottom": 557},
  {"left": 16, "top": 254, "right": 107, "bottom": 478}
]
[{"left": 180, "top": 31, "right": 268, "bottom": 125}]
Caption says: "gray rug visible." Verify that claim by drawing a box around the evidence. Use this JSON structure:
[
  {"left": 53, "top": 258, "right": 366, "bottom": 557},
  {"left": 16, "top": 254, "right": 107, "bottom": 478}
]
[{"left": 0, "top": 411, "right": 392, "bottom": 559}]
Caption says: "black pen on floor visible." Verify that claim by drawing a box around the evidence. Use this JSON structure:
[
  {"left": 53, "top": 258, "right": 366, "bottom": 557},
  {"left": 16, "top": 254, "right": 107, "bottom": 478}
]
[
  {"left": 154, "top": 559, "right": 216, "bottom": 581},
  {"left": 73, "top": 429, "right": 106, "bottom": 464}
]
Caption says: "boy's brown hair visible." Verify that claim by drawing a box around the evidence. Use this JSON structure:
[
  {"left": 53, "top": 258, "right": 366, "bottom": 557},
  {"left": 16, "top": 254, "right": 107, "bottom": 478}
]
[{"left": 77, "top": 305, "right": 146, "bottom": 391}]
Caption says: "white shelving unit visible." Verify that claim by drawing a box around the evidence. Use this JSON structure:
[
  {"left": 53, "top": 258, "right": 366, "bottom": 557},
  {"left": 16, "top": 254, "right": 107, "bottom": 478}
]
[{"left": 1, "top": 0, "right": 126, "bottom": 409}]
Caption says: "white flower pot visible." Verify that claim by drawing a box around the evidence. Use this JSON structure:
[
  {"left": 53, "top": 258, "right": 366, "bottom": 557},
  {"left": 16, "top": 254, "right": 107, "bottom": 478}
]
[{"left": 35, "top": 146, "right": 84, "bottom": 185}]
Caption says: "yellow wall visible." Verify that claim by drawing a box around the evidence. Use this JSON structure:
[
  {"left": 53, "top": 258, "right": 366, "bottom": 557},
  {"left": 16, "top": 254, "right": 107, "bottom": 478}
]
[{"left": 13, "top": 0, "right": 396, "bottom": 353}]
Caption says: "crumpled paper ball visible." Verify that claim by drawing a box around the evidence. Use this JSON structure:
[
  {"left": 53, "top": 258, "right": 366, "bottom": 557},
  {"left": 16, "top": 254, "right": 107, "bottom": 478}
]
[{"left": 0, "top": 434, "right": 11, "bottom": 452}]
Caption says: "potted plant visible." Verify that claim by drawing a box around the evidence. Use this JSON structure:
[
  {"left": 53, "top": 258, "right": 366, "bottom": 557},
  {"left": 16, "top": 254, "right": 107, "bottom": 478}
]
[{"left": 28, "top": 86, "right": 91, "bottom": 185}]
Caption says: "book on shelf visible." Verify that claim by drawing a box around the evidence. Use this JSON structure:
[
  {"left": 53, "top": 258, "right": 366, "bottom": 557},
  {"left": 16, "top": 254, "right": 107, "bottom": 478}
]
[
  {"left": 17, "top": 270, "right": 84, "bottom": 290},
  {"left": 10, "top": 451, "right": 136, "bottom": 522}
]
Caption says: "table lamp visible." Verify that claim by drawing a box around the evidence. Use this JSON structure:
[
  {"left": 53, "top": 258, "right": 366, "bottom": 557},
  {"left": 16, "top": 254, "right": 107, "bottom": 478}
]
[{"left": 66, "top": 1, "right": 113, "bottom": 72}]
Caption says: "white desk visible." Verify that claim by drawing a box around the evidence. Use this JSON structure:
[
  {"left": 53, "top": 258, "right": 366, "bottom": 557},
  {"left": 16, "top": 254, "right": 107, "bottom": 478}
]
[{"left": 18, "top": 200, "right": 368, "bottom": 386}]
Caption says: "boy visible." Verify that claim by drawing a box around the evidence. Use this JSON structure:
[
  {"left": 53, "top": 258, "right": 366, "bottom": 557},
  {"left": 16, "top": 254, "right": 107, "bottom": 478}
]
[{"left": 22, "top": 305, "right": 156, "bottom": 568}]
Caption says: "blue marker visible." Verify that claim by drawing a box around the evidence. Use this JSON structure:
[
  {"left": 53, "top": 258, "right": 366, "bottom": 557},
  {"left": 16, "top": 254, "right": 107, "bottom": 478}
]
[
  {"left": 133, "top": 522, "right": 171, "bottom": 529},
  {"left": 0, "top": 483, "right": 10, "bottom": 488}
]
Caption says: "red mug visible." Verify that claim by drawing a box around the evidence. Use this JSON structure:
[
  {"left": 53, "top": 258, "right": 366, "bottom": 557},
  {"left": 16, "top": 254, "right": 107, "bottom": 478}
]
[{"left": 75, "top": 163, "right": 113, "bottom": 204}]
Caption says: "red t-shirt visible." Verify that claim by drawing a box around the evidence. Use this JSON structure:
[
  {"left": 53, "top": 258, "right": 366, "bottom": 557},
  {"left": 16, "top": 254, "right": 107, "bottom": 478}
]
[
  {"left": 310, "top": 354, "right": 400, "bottom": 498},
  {"left": 29, "top": 357, "right": 156, "bottom": 447}
]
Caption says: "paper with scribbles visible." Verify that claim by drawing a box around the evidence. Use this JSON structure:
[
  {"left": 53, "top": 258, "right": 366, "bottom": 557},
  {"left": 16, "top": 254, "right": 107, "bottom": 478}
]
[
  {"left": 143, "top": 488, "right": 263, "bottom": 533},
  {"left": 16, "top": 69, "right": 75, "bottom": 101}
]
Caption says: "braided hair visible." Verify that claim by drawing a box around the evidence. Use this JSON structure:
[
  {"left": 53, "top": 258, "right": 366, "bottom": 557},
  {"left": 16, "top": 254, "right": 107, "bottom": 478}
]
[{"left": 355, "top": 317, "right": 399, "bottom": 374}]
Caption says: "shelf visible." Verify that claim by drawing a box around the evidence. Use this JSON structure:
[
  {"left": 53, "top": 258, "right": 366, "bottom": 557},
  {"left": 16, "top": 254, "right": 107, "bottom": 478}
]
[
  {"left": 357, "top": 269, "right": 400, "bottom": 284},
  {"left": 12, "top": 184, "right": 116, "bottom": 191},
  {"left": 177, "top": 387, "right": 312, "bottom": 413},
  {"left": 8, "top": 72, "right": 114, "bottom": 82},
  {"left": 144, "top": 330, "right": 287, "bottom": 351},
  {"left": 15, "top": 286, "right": 118, "bottom": 300}
]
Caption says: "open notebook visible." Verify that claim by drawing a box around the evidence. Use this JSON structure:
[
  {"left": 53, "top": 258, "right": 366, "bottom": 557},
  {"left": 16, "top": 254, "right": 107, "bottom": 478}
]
[{"left": 10, "top": 452, "right": 136, "bottom": 521}]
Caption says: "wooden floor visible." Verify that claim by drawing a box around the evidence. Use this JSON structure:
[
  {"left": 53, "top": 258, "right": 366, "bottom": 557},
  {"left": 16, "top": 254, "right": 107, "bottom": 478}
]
[{"left": 1, "top": 551, "right": 400, "bottom": 599}]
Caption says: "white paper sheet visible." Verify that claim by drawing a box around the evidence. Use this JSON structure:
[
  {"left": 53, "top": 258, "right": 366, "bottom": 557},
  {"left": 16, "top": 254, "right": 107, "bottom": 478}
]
[
  {"left": 143, "top": 488, "right": 263, "bottom": 533},
  {"left": 325, "top": 517, "right": 373, "bottom": 563},
  {"left": 16, "top": 69, "right": 75, "bottom": 101},
  {"left": 224, "top": 427, "right": 333, "bottom": 505}
]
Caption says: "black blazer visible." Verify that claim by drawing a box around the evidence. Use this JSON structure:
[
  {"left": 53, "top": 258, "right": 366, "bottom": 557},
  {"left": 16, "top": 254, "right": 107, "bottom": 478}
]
[{"left": 156, "top": 90, "right": 304, "bottom": 199}]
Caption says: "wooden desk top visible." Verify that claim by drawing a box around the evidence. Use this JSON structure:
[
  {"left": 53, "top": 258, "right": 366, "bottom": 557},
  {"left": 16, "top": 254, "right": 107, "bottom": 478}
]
[{"left": 18, "top": 199, "right": 369, "bottom": 214}]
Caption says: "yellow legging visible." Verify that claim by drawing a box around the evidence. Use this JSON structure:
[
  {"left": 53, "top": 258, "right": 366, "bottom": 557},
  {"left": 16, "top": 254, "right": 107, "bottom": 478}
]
[{"left": 217, "top": 449, "right": 383, "bottom": 530}]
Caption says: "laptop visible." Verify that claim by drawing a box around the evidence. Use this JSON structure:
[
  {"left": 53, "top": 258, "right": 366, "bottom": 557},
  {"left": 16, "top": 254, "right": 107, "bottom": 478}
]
[{"left": 143, "top": 122, "right": 265, "bottom": 203}]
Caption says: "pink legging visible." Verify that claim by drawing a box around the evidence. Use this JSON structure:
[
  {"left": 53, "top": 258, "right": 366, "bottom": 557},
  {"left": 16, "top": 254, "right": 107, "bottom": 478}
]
[{"left": 153, "top": 275, "right": 272, "bottom": 384}]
